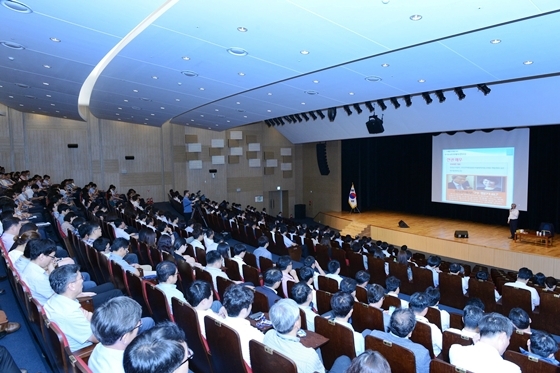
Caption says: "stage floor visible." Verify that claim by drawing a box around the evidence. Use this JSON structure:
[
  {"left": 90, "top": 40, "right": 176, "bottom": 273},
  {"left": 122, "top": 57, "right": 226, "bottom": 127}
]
[{"left": 316, "top": 210, "right": 560, "bottom": 274}]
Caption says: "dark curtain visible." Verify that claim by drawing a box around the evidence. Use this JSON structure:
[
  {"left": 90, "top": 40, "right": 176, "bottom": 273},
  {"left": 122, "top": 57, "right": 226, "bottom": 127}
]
[{"left": 341, "top": 125, "right": 560, "bottom": 231}]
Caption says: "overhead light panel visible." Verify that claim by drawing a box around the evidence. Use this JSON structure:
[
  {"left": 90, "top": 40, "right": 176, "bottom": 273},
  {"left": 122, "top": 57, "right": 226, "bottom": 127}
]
[
  {"left": 435, "top": 90, "right": 446, "bottom": 103},
  {"left": 454, "top": 87, "right": 466, "bottom": 100},
  {"left": 404, "top": 95, "right": 412, "bottom": 107},
  {"left": 477, "top": 84, "right": 491, "bottom": 96},
  {"left": 376, "top": 99, "right": 387, "bottom": 111},
  {"left": 343, "top": 105, "right": 352, "bottom": 116},
  {"left": 353, "top": 104, "right": 363, "bottom": 114},
  {"left": 422, "top": 92, "right": 433, "bottom": 105},
  {"left": 390, "top": 97, "right": 400, "bottom": 109}
]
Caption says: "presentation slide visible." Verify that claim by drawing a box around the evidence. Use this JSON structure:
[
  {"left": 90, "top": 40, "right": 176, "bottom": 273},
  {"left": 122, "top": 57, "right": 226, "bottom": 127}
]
[{"left": 432, "top": 129, "right": 529, "bottom": 210}]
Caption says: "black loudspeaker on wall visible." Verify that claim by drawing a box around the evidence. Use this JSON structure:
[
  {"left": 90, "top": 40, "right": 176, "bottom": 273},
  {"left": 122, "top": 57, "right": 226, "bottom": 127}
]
[
  {"left": 316, "top": 143, "right": 330, "bottom": 175},
  {"left": 398, "top": 220, "right": 409, "bottom": 228},
  {"left": 454, "top": 230, "right": 469, "bottom": 238}
]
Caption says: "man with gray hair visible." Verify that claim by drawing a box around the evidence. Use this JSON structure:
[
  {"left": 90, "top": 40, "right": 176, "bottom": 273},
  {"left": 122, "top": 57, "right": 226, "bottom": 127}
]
[
  {"left": 88, "top": 297, "right": 154, "bottom": 373},
  {"left": 264, "top": 298, "right": 351, "bottom": 373},
  {"left": 449, "top": 312, "right": 521, "bottom": 372}
]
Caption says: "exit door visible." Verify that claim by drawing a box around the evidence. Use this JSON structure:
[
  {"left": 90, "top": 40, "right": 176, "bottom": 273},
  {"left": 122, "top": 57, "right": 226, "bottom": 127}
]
[{"left": 268, "top": 190, "right": 289, "bottom": 217}]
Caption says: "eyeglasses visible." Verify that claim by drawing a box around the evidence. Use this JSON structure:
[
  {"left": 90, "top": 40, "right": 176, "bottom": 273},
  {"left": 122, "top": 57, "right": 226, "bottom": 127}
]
[
  {"left": 48, "top": 253, "right": 57, "bottom": 259},
  {"left": 177, "top": 348, "right": 194, "bottom": 368}
]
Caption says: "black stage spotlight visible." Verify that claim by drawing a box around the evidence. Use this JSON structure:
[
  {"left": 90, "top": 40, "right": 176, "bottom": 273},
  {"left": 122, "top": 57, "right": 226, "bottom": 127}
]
[
  {"left": 390, "top": 97, "right": 400, "bottom": 109},
  {"left": 265, "top": 119, "right": 273, "bottom": 127},
  {"left": 308, "top": 111, "right": 317, "bottom": 120},
  {"left": 477, "top": 84, "right": 491, "bottom": 95},
  {"left": 273, "top": 118, "right": 282, "bottom": 126},
  {"left": 289, "top": 115, "right": 297, "bottom": 123},
  {"left": 353, "top": 103, "right": 363, "bottom": 114},
  {"left": 328, "top": 107, "right": 337, "bottom": 122},
  {"left": 422, "top": 92, "right": 433, "bottom": 105},
  {"left": 277, "top": 117, "right": 285, "bottom": 125},
  {"left": 343, "top": 105, "right": 352, "bottom": 116},
  {"left": 404, "top": 95, "right": 412, "bottom": 107},
  {"left": 316, "top": 110, "right": 325, "bottom": 119},
  {"left": 366, "top": 114, "right": 384, "bottom": 134},
  {"left": 365, "top": 101, "right": 375, "bottom": 112},
  {"left": 301, "top": 112, "right": 310, "bottom": 121},
  {"left": 454, "top": 87, "right": 466, "bottom": 100},
  {"left": 435, "top": 90, "right": 446, "bottom": 103},
  {"left": 294, "top": 114, "right": 303, "bottom": 123},
  {"left": 283, "top": 116, "right": 293, "bottom": 123},
  {"left": 376, "top": 99, "right": 387, "bottom": 111}
]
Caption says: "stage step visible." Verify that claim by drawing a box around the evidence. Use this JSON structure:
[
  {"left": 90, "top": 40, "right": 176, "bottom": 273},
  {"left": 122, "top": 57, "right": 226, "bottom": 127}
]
[{"left": 341, "top": 221, "right": 370, "bottom": 238}]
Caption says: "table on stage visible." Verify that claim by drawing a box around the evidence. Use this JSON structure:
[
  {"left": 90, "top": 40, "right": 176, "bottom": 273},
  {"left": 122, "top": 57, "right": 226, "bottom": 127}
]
[{"left": 514, "top": 230, "right": 553, "bottom": 247}]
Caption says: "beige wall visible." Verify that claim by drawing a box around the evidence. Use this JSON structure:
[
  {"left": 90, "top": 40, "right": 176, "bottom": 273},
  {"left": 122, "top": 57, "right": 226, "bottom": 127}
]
[{"left": 0, "top": 104, "right": 343, "bottom": 217}]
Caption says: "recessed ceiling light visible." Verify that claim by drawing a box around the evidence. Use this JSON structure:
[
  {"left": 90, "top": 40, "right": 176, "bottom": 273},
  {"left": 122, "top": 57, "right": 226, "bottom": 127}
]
[
  {"left": 300, "top": 50, "right": 309, "bottom": 55},
  {"left": 365, "top": 76, "right": 382, "bottom": 82},
  {"left": 313, "top": 80, "right": 319, "bottom": 83},
  {"left": 409, "top": 14, "right": 422, "bottom": 21},
  {"left": 191, "top": 119, "right": 194, "bottom": 122},
  {"left": 8, "top": 95, "right": 13, "bottom": 98},
  {"left": 301, "top": 102, "right": 306, "bottom": 105},
  {"left": 227, "top": 120, "right": 230, "bottom": 123},
  {"left": 118, "top": 107, "right": 122, "bottom": 110},
  {"left": 175, "top": 98, "right": 180, "bottom": 101},
  {"left": 46, "top": 94, "right": 51, "bottom": 97},
  {"left": 19, "top": 104, "right": 23, "bottom": 106},
  {"left": 418, "top": 79, "right": 426, "bottom": 83},
  {"left": 177, "top": 82, "right": 182, "bottom": 86},
  {"left": 227, "top": 47, "right": 248, "bottom": 56},
  {"left": 199, "top": 87, "right": 205, "bottom": 91},
  {"left": 267, "top": 93, "right": 272, "bottom": 96},
  {"left": 55, "top": 110, "right": 59, "bottom": 113},
  {"left": 381, "top": 63, "right": 389, "bottom": 67},
  {"left": 238, "top": 72, "right": 245, "bottom": 76},
  {"left": 151, "top": 113, "right": 155, "bottom": 116},
  {"left": 267, "top": 110, "right": 272, "bottom": 112},
  {"left": 160, "top": 106, "right": 165, "bottom": 109},
  {"left": 42, "top": 82, "right": 49, "bottom": 86},
  {"left": 15, "top": 83, "right": 29, "bottom": 88},
  {"left": 2, "top": 0, "right": 33, "bottom": 13},
  {"left": 304, "top": 90, "right": 318, "bottom": 95},
  {"left": 133, "top": 89, "right": 138, "bottom": 92},
  {"left": 181, "top": 56, "right": 190, "bottom": 61},
  {"left": 523, "top": 60, "right": 533, "bottom": 65},
  {"left": 490, "top": 39, "right": 501, "bottom": 44},
  {"left": 116, "top": 113, "right": 120, "bottom": 116},
  {"left": 152, "top": 76, "right": 158, "bottom": 80},
  {"left": 124, "top": 99, "right": 128, "bottom": 102},
  {"left": 50, "top": 103, "right": 55, "bottom": 106},
  {"left": 24, "top": 95, "right": 35, "bottom": 99},
  {"left": 1, "top": 41, "right": 25, "bottom": 50},
  {"left": 43, "top": 64, "right": 50, "bottom": 68},
  {"left": 8, "top": 56, "right": 14, "bottom": 61},
  {"left": 140, "top": 97, "right": 151, "bottom": 102},
  {"left": 200, "top": 114, "right": 204, "bottom": 117},
  {"left": 236, "top": 102, "right": 240, "bottom": 104},
  {"left": 237, "top": 109, "right": 245, "bottom": 112},
  {"left": 214, "top": 109, "right": 219, "bottom": 112},
  {"left": 131, "top": 106, "right": 141, "bottom": 110},
  {"left": 237, "top": 26, "right": 248, "bottom": 32},
  {"left": 181, "top": 70, "right": 198, "bottom": 77},
  {"left": 117, "top": 118, "right": 121, "bottom": 121},
  {"left": 349, "top": 92, "right": 354, "bottom": 95},
  {"left": 215, "top": 124, "right": 219, "bottom": 126},
  {"left": 50, "top": 37, "right": 61, "bottom": 42},
  {"left": 243, "top": 115, "right": 247, "bottom": 118}
]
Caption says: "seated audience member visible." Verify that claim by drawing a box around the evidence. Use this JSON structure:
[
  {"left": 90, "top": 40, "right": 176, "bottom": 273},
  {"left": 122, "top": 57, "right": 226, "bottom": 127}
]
[
  {"left": 331, "top": 291, "right": 365, "bottom": 356},
  {"left": 190, "top": 228, "right": 205, "bottom": 250},
  {"left": 325, "top": 260, "right": 343, "bottom": 286},
  {"left": 346, "top": 350, "right": 391, "bottom": 373},
  {"left": 520, "top": 330, "right": 559, "bottom": 366},
  {"left": 216, "top": 241, "right": 231, "bottom": 259},
  {"left": 277, "top": 255, "right": 299, "bottom": 296},
  {"left": 533, "top": 272, "right": 546, "bottom": 287},
  {"left": 303, "top": 256, "right": 325, "bottom": 289},
  {"left": 449, "top": 313, "right": 521, "bottom": 373},
  {"left": 446, "top": 305, "right": 483, "bottom": 343},
  {"left": 298, "top": 266, "right": 318, "bottom": 306},
  {"left": 204, "top": 250, "right": 240, "bottom": 291},
  {"left": 92, "top": 237, "right": 111, "bottom": 255},
  {"left": 89, "top": 297, "right": 154, "bottom": 373},
  {"left": 291, "top": 282, "right": 317, "bottom": 332},
  {"left": 255, "top": 268, "right": 283, "bottom": 309},
  {"left": 385, "top": 276, "right": 408, "bottom": 308},
  {"left": 123, "top": 321, "right": 191, "bottom": 373},
  {"left": 340, "top": 278, "right": 358, "bottom": 301},
  {"left": 409, "top": 291, "right": 442, "bottom": 357},
  {"left": 205, "top": 232, "right": 220, "bottom": 253},
  {"left": 1, "top": 217, "right": 22, "bottom": 249},
  {"left": 425, "top": 286, "right": 450, "bottom": 331},
  {"left": 544, "top": 276, "right": 558, "bottom": 292},
  {"left": 508, "top": 307, "right": 532, "bottom": 334},
  {"left": 109, "top": 238, "right": 154, "bottom": 277},
  {"left": 365, "top": 308, "right": 431, "bottom": 373},
  {"left": 355, "top": 270, "right": 370, "bottom": 288},
  {"left": 264, "top": 298, "right": 351, "bottom": 373},
  {"left": 155, "top": 261, "right": 187, "bottom": 311},
  {"left": 43, "top": 265, "right": 122, "bottom": 352},
  {"left": 424, "top": 255, "right": 442, "bottom": 287},
  {"left": 8, "top": 230, "right": 40, "bottom": 264},
  {"left": 449, "top": 263, "right": 469, "bottom": 295},
  {"left": 253, "top": 235, "right": 272, "bottom": 269},
  {"left": 503, "top": 267, "right": 540, "bottom": 310},
  {"left": 465, "top": 297, "right": 486, "bottom": 311},
  {"left": 475, "top": 271, "right": 501, "bottom": 302},
  {"left": 231, "top": 243, "right": 248, "bottom": 279},
  {"left": 220, "top": 284, "right": 264, "bottom": 367},
  {"left": 185, "top": 280, "right": 224, "bottom": 338},
  {"left": 366, "top": 283, "right": 390, "bottom": 330}
]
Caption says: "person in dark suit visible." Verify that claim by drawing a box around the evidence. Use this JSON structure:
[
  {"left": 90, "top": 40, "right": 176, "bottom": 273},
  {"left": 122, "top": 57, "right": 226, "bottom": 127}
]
[
  {"left": 255, "top": 268, "right": 283, "bottom": 310},
  {"left": 448, "top": 175, "right": 472, "bottom": 190}
]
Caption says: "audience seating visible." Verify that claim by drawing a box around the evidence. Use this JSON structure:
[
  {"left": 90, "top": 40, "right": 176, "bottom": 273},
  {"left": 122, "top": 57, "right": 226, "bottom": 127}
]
[
  {"left": 225, "top": 258, "right": 243, "bottom": 281},
  {"left": 411, "top": 266, "right": 435, "bottom": 293},
  {"left": 331, "top": 248, "right": 349, "bottom": 277},
  {"left": 243, "top": 265, "right": 261, "bottom": 287},
  {"left": 259, "top": 257, "right": 274, "bottom": 274},
  {"left": 355, "top": 285, "right": 367, "bottom": 303},
  {"left": 217, "top": 276, "right": 236, "bottom": 302},
  {"left": 507, "top": 329, "right": 531, "bottom": 355},
  {"left": 145, "top": 283, "right": 172, "bottom": 323},
  {"left": 176, "top": 259, "right": 195, "bottom": 294},
  {"left": 389, "top": 262, "right": 414, "bottom": 295},
  {"left": 441, "top": 330, "right": 473, "bottom": 363},
  {"left": 533, "top": 292, "right": 560, "bottom": 335},
  {"left": 204, "top": 316, "right": 250, "bottom": 373},
  {"left": 439, "top": 272, "right": 467, "bottom": 310},
  {"left": 299, "top": 308, "right": 308, "bottom": 330},
  {"left": 315, "top": 245, "right": 330, "bottom": 271},
  {"left": 367, "top": 257, "right": 387, "bottom": 286},
  {"left": 68, "top": 350, "right": 93, "bottom": 373},
  {"left": 365, "top": 334, "right": 416, "bottom": 373},
  {"left": 317, "top": 275, "right": 339, "bottom": 293},
  {"left": 352, "top": 302, "right": 385, "bottom": 333},
  {"left": 410, "top": 320, "right": 436, "bottom": 359},
  {"left": 468, "top": 278, "right": 500, "bottom": 313},
  {"left": 196, "top": 247, "right": 207, "bottom": 267},
  {"left": 148, "top": 247, "right": 163, "bottom": 268},
  {"left": 314, "top": 316, "right": 357, "bottom": 370},
  {"left": 244, "top": 252, "right": 258, "bottom": 269},
  {"left": 504, "top": 350, "right": 560, "bottom": 373},
  {"left": 501, "top": 285, "right": 534, "bottom": 316},
  {"left": 316, "top": 290, "right": 333, "bottom": 315},
  {"left": 347, "top": 252, "right": 365, "bottom": 279},
  {"left": 108, "top": 260, "right": 127, "bottom": 293},
  {"left": 425, "top": 307, "right": 443, "bottom": 332},
  {"left": 449, "top": 311, "right": 463, "bottom": 330},
  {"left": 124, "top": 271, "right": 151, "bottom": 318},
  {"left": 249, "top": 340, "right": 297, "bottom": 373},
  {"left": 382, "top": 294, "right": 402, "bottom": 310},
  {"left": 252, "top": 289, "right": 271, "bottom": 314},
  {"left": 429, "top": 359, "right": 474, "bottom": 373}
]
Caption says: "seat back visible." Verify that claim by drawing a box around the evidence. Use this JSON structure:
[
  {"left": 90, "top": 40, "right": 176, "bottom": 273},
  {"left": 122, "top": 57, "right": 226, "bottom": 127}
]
[
  {"left": 259, "top": 256, "right": 274, "bottom": 274},
  {"left": 196, "top": 247, "right": 207, "bottom": 267},
  {"left": 533, "top": 292, "right": 560, "bottom": 335},
  {"left": 355, "top": 285, "right": 368, "bottom": 303},
  {"left": 352, "top": 302, "right": 385, "bottom": 333},
  {"left": 504, "top": 350, "right": 560, "bottom": 373},
  {"left": 317, "top": 275, "right": 339, "bottom": 293},
  {"left": 249, "top": 340, "right": 297, "bottom": 373},
  {"left": 382, "top": 294, "right": 402, "bottom": 310},
  {"left": 97, "top": 253, "right": 112, "bottom": 284},
  {"left": 217, "top": 276, "right": 236, "bottom": 302},
  {"left": 172, "top": 298, "right": 213, "bottom": 373},
  {"left": 243, "top": 265, "right": 261, "bottom": 287},
  {"left": 468, "top": 278, "right": 499, "bottom": 313},
  {"left": 225, "top": 258, "right": 242, "bottom": 281},
  {"left": 331, "top": 248, "right": 349, "bottom": 277},
  {"left": 195, "top": 267, "right": 217, "bottom": 294},
  {"left": 44, "top": 317, "right": 71, "bottom": 373},
  {"left": 299, "top": 308, "right": 308, "bottom": 330},
  {"left": 314, "top": 316, "right": 357, "bottom": 370},
  {"left": 411, "top": 266, "right": 435, "bottom": 293},
  {"left": 410, "top": 320, "right": 435, "bottom": 358},
  {"left": 145, "top": 283, "right": 172, "bottom": 322},
  {"left": 149, "top": 247, "right": 163, "bottom": 267},
  {"left": 365, "top": 334, "right": 416, "bottom": 373},
  {"left": 244, "top": 252, "right": 258, "bottom": 269},
  {"left": 367, "top": 257, "right": 387, "bottom": 287},
  {"left": 109, "top": 260, "right": 127, "bottom": 293},
  {"left": 316, "top": 290, "right": 333, "bottom": 315},
  {"left": 425, "top": 307, "right": 442, "bottom": 332},
  {"left": 252, "top": 288, "right": 271, "bottom": 313},
  {"left": 68, "top": 350, "right": 93, "bottom": 373},
  {"left": 124, "top": 271, "right": 151, "bottom": 317},
  {"left": 204, "top": 316, "right": 249, "bottom": 373},
  {"left": 388, "top": 262, "right": 414, "bottom": 295},
  {"left": 176, "top": 259, "right": 195, "bottom": 293},
  {"left": 441, "top": 330, "right": 473, "bottom": 363},
  {"left": 449, "top": 311, "right": 464, "bottom": 330},
  {"left": 430, "top": 359, "right": 474, "bottom": 373},
  {"left": 315, "top": 244, "right": 330, "bottom": 270},
  {"left": 348, "top": 252, "right": 365, "bottom": 279},
  {"left": 507, "top": 330, "right": 531, "bottom": 355},
  {"left": 439, "top": 273, "right": 467, "bottom": 310},
  {"left": 137, "top": 242, "right": 150, "bottom": 265},
  {"left": 501, "top": 284, "right": 533, "bottom": 316}
]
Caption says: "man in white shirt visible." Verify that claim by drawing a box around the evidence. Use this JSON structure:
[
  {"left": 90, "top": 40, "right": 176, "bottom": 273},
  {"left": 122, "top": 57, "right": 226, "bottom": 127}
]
[
  {"left": 185, "top": 280, "right": 224, "bottom": 338},
  {"left": 219, "top": 284, "right": 264, "bottom": 368},
  {"left": 507, "top": 203, "right": 519, "bottom": 239},
  {"left": 424, "top": 255, "right": 442, "bottom": 287},
  {"left": 325, "top": 260, "right": 343, "bottom": 286},
  {"left": 385, "top": 276, "right": 409, "bottom": 308},
  {"left": 331, "top": 291, "right": 365, "bottom": 356},
  {"left": 290, "top": 282, "right": 317, "bottom": 332},
  {"left": 426, "top": 286, "right": 450, "bottom": 331},
  {"left": 446, "top": 305, "right": 483, "bottom": 343},
  {"left": 449, "top": 312, "right": 521, "bottom": 373},
  {"left": 503, "top": 267, "right": 540, "bottom": 311},
  {"left": 155, "top": 261, "right": 187, "bottom": 311},
  {"left": 190, "top": 228, "right": 205, "bottom": 251},
  {"left": 409, "top": 291, "right": 442, "bottom": 357},
  {"left": 89, "top": 297, "right": 144, "bottom": 373},
  {"left": 1, "top": 216, "right": 22, "bottom": 250},
  {"left": 204, "top": 250, "right": 240, "bottom": 291},
  {"left": 449, "top": 263, "right": 469, "bottom": 295},
  {"left": 231, "top": 243, "right": 248, "bottom": 280}
]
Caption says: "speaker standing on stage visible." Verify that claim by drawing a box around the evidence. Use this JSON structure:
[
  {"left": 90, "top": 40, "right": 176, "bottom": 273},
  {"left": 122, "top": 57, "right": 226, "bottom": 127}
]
[{"left": 507, "top": 203, "right": 519, "bottom": 239}]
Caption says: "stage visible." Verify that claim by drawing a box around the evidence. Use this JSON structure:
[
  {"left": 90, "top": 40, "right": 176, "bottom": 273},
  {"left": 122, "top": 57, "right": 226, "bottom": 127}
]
[{"left": 314, "top": 210, "right": 560, "bottom": 275}]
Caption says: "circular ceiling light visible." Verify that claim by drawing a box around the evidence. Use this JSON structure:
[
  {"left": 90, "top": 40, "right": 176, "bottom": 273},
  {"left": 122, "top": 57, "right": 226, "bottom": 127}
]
[
  {"left": 175, "top": 98, "right": 180, "bottom": 101},
  {"left": 301, "top": 102, "right": 306, "bottom": 105},
  {"left": 267, "top": 110, "right": 271, "bottom": 112},
  {"left": 313, "top": 80, "right": 319, "bottom": 83},
  {"left": 42, "top": 82, "right": 49, "bottom": 85},
  {"left": 215, "top": 109, "right": 219, "bottom": 111},
  {"left": 305, "top": 90, "right": 318, "bottom": 95},
  {"left": 152, "top": 76, "right": 158, "bottom": 80},
  {"left": 409, "top": 14, "right": 422, "bottom": 21},
  {"left": 181, "top": 56, "right": 190, "bottom": 61},
  {"left": 199, "top": 87, "right": 205, "bottom": 90},
  {"left": 49, "top": 37, "right": 61, "bottom": 42},
  {"left": 227, "top": 47, "right": 248, "bottom": 56},
  {"left": 490, "top": 39, "right": 501, "bottom": 44},
  {"left": 133, "top": 89, "right": 138, "bottom": 92},
  {"left": 160, "top": 106, "right": 165, "bottom": 109},
  {"left": 1, "top": 41, "right": 25, "bottom": 50},
  {"left": 381, "top": 63, "right": 389, "bottom": 67},
  {"left": 181, "top": 70, "right": 198, "bottom": 77},
  {"left": 15, "top": 83, "right": 29, "bottom": 88},
  {"left": 267, "top": 93, "right": 272, "bottom": 96},
  {"left": 1, "top": 0, "right": 32, "bottom": 13},
  {"left": 24, "top": 95, "right": 35, "bottom": 99},
  {"left": 300, "top": 50, "right": 310, "bottom": 55},
  {"left": 43, "top": 64, "right": 51, "bottom": 68},
  {"left": 365, "top": 76, "right": 382, "bottom": 82},
  {"left": 238, "top": 72, "right": 245, "bottom": 76},
  {"left": 46, "top": 94, "right": 51, "bottom": 97},
  {"left": 237, "top": 26, "right": 248, "bottom": 32},
  {"left": 349, "top": 92, "right": 354, "bottom": 95},
  {"left": 418, "top": 79, "right": 426, "bottom": 83},
  {"left": 523, "top": 60, "right": 533, "bottom": 65},
  {"left": 140, "top": 97, "right": 151, "bottom": 101},
  {"left": 131, "top": 106, "right": 141, "bottom": 110}
]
